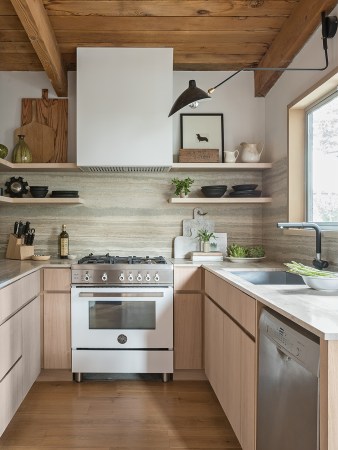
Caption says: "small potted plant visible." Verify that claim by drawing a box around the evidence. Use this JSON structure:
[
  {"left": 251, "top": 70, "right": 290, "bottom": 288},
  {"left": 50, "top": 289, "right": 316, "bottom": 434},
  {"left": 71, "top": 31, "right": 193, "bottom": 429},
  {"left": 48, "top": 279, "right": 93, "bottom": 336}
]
[
  {"left": 171, "top": 177, "right": 194, "bottom": 198},
  {"left": 197, "top": 228, "right": 216, "bottom": 252}
]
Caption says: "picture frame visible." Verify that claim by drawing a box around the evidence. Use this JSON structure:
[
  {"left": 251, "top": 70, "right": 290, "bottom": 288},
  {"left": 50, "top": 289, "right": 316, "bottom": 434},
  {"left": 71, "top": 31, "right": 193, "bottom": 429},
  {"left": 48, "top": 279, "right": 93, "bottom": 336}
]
[{"left": 180, "top": 113, "right": 224, "bottom": 162}]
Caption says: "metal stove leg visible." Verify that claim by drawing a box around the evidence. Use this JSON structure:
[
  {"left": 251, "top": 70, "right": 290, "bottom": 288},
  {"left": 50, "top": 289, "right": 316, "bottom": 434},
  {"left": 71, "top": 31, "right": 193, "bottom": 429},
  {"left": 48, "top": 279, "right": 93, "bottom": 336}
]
[
  {"left": 73, "top": 372, "right": 82, "bottom": 383},
  {"left": 162, "top": 373, "right": 170, "bottom": 383}
]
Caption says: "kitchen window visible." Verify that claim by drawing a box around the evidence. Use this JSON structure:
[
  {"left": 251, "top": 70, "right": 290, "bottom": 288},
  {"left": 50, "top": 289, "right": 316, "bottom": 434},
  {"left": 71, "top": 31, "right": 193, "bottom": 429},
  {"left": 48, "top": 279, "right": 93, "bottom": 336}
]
[{"left": 306, "top": 91, "right": 338, "bottom": 225}]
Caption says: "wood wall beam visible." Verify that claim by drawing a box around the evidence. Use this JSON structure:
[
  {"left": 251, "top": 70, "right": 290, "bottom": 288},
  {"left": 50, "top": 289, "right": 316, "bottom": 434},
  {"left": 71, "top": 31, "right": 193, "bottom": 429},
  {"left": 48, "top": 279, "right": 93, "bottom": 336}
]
[
  {"left": 254, "top": 0, "right": 338, "bottom": 97},
  {"left": 10, "top": 0, "right": 67, "bottom": 97}
]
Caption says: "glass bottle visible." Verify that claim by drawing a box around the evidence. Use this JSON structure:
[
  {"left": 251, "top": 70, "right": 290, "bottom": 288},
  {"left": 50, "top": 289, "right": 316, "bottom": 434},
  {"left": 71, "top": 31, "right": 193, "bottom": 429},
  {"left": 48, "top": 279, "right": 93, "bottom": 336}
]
[
  {"left": 59, "top": 224, "right": 69, "bottom": 259},
  {"left": 12, "top": 135, "right": 32, "bottom": 163}
]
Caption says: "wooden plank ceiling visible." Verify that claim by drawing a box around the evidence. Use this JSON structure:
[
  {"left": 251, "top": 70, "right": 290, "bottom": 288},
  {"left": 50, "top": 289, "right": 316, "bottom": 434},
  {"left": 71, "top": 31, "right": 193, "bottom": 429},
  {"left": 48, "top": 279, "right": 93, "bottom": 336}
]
[{"left": 0, "top": 0, "right": 337, "bottom": 97}]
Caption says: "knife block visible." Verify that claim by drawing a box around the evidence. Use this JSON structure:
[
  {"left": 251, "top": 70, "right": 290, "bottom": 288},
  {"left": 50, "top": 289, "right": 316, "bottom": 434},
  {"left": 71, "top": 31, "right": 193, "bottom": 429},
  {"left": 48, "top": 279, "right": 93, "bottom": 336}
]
[{"left": 6, "top": 234, "right": 34, "bottom": 260}]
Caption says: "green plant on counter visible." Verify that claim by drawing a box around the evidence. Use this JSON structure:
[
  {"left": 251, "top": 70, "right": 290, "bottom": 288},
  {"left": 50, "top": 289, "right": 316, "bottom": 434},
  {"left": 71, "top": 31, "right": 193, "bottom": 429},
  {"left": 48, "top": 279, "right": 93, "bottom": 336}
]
[
  {"left": 197, "top": 228, "right": 216, "bottom": 243},
  {"left": 227, "top": 243, "right": 265, "bottom": 258},
  {"left": 171, "top": 177, "right": 194, "bottom": 196}
]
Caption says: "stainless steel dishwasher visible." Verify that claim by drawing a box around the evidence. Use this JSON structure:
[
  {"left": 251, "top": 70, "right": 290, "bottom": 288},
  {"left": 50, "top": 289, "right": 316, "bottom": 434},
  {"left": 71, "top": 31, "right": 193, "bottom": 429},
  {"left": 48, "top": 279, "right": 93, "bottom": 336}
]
[{"left": 257, "top": 309, "right": 320, "bottom": 450}]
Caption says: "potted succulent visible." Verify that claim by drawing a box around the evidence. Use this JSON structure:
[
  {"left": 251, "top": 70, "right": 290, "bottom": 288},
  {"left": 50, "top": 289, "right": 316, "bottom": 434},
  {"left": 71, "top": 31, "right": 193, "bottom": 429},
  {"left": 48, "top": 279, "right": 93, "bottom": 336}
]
[
  {"left": 197, "top": 228, "right": 216, "bottom": 252},
  {"left": 171, "top": 177, "right": 194, "bottom": 198}
]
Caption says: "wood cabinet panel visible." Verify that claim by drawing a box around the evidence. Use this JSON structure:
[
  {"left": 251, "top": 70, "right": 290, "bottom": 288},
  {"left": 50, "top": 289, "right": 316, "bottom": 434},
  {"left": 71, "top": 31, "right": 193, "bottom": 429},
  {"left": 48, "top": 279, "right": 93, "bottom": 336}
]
[
  {"left": 44, "top": 293, "right": 71, "bottom": 369},
  {"left": 0, "top": 270, "right": 40, "bottom": 324},
  {"left": 174, "top": 293, "right": 202, "bottom": 369},
  {"left": 205, "top": 271, "right": 256, "bottom": 337},
  {"left": 0, "top": 312, "right": 22, "bottom": 381},
  {"left": 204, "top": 297, "right": 224, "bottom": 398},
  {"left": 43, "top": 268, "right": 71, "bottom": 292},
  {"left": 0, "top": 358, "right": 23, "bottom": 437},
  {"left": 174, "top": 267, "right": 201, "bottom": 291},
  {"left": 22, "top": 296, "right": 41, "bottom": 397}
]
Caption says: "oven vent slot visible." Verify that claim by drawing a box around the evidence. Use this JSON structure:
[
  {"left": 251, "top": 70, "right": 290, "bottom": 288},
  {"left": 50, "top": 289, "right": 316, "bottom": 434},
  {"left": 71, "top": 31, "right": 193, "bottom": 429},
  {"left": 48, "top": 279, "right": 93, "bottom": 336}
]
[{"left": 79, "top": 166, "right": 171, "bottom": 173}]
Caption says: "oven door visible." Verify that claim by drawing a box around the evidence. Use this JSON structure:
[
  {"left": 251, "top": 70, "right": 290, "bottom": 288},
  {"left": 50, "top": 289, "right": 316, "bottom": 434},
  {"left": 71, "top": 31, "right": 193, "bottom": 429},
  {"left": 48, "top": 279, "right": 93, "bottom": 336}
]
[{"left": 71, "top": 286, "right": 173, "bottom": 349}]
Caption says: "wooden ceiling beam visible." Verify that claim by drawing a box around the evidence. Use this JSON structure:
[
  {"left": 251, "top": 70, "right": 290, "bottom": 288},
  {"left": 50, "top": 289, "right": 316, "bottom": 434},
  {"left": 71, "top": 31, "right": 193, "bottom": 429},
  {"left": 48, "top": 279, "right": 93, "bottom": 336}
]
[
  {"left": 254, "top": 0, "right": 338, "bottom": 97},
  {"left": 10, "top": 0, "right": 67, "bottom": 97}
]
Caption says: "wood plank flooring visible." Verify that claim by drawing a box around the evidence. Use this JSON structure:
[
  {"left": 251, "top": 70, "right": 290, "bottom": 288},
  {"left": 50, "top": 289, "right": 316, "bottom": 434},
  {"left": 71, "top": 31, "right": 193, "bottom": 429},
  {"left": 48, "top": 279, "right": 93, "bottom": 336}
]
[{"left": 0, "top": 379, "right": 241, "bottom": 449}]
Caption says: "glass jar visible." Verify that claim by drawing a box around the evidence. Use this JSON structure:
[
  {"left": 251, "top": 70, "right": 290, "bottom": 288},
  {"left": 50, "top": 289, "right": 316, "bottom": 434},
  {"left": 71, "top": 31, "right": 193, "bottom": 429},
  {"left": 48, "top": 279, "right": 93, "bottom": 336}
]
[{"left": 12, "top": 135, "right": 32, "bottom": 163}]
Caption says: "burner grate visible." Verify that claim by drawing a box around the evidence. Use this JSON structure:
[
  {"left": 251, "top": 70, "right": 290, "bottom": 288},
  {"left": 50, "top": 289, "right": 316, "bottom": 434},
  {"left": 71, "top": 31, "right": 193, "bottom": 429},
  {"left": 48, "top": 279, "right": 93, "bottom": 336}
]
[{"left": 77, "top": 254, "right": 168, "bottom": 265}]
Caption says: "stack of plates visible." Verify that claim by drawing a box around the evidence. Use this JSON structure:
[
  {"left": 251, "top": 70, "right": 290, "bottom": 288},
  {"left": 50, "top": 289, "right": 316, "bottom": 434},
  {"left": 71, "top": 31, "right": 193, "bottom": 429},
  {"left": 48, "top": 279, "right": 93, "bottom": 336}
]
[
  {"left": 50, "top": 190, "right": 79, "bottom": 198},
  {"left": 229, "top": 184, "right": 261, "bottom": 198}
]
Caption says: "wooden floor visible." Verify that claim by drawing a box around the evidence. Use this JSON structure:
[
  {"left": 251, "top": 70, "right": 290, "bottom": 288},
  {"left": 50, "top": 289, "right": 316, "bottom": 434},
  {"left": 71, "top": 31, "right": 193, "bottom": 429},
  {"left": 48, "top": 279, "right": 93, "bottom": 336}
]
[{"left": 0, "top": 379, "right": 242, "bottom": 449}]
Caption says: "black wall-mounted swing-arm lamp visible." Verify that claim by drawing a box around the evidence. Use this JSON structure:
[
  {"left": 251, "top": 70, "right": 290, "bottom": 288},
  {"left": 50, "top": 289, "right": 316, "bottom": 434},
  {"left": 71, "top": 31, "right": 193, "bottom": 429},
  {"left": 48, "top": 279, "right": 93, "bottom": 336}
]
[{"left": 168, "top": 12, "right": 338, "bottom": 117}]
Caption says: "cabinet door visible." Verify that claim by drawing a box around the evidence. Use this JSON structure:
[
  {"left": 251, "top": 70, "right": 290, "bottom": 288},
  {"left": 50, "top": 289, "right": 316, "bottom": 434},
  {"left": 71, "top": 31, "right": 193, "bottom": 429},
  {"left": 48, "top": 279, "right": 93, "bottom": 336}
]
[
  {"left": 44, "top": 268, "right": 71, "bottom": 291},
  {"left": 0, "top": 358, "right": 23, "bottom": 437},
  {"left": 174, "top": 293, "right": 202, "bottom": 369},
  {"left": 204, "top": 297, "right": 224, "bottom": 400},
  {"left": 22, "top": 296, "right": 41, "bottom": 397},
  {"left": 174, "top": 267, "right": 202, "bottom": 291},
  {"left": 44, "top": 293, "right": 71, "bottom": 369}
]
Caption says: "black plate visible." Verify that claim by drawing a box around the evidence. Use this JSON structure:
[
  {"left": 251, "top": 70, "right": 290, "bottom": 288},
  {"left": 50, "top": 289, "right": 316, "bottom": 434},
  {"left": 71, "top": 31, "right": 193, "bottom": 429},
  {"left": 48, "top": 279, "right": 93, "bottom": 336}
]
[
  {"left": 232, "top": 184, "right": 258, "bottom": 192},
  {"left": 229, "top": 190, "right": 261, "bottom": 197}
]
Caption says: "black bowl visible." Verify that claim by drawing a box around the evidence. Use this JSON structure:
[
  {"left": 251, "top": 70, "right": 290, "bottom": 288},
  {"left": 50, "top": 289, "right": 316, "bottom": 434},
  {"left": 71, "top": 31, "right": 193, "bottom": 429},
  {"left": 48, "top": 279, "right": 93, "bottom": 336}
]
[
  {"left": 201, "top": 185, "right": 227, "bottom": 198},
  {"left": 232, "top": 184, "right": 258, "bottom": 192},
  {"left": 31, "top": 191, "right": 48, "bottom": 198}
]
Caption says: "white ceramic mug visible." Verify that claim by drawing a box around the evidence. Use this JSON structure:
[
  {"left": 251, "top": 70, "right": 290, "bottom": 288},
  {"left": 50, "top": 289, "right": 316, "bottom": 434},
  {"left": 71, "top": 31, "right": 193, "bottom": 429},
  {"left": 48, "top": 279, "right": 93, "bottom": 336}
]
[{"left": 224, "top": 149, "right": 239, "bottom": 163}]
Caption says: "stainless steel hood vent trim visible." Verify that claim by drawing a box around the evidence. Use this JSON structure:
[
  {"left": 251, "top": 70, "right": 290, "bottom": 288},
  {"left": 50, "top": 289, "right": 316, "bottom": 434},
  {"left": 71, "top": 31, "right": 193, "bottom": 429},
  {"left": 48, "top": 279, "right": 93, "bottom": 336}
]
[{"left": 79, "top": 166, "right": 171, "bottom": 173}]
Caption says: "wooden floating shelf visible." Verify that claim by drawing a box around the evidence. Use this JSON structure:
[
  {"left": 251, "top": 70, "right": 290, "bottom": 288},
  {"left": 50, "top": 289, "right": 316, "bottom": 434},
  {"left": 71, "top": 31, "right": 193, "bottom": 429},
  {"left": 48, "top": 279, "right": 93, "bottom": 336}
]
[
  {"left": 0, "top": 158, "right": 79, "bottom": 172},
  {"left": 0, "top": 197, "right": 84, "bottom": 205},
  {"left": 170, "top": 162, "right": 272, "bottom": 171},
  {"left": 169, "top": 197, "right": 272, "bottom": 204}
]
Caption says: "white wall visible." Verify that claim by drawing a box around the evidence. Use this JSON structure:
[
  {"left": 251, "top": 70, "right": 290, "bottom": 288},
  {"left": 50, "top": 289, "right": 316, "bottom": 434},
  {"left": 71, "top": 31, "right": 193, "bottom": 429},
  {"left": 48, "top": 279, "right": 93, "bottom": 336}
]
[
  {"left": 265, "top": 6, "right": 338, "bottom": 162},
  {"left": 0, "top": 69, "right": 265, "bottom": 164},
  {"left": 172, "top": 71, "right": 265, "bottom": 159}
]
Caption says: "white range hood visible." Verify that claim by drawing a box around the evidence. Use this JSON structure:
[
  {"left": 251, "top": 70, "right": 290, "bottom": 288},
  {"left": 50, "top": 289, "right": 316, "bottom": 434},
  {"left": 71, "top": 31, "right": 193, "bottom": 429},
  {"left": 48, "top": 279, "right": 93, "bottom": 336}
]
[{"left": 77, "top": 48, "right": 173, "bottom": 172}]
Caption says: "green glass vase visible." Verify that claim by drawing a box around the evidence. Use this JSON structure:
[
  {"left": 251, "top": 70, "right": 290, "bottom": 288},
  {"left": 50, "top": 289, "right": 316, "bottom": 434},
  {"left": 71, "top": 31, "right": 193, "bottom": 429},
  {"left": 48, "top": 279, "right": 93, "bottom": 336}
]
[{"left": 12, "top": 135, "right": 32, "bottom": 163}]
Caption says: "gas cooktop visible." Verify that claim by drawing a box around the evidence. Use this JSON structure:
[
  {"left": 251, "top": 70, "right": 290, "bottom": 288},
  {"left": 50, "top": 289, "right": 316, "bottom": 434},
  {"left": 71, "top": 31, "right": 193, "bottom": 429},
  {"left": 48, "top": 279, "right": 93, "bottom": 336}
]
[{"left": 77, "top": 253, "right": 168, "bottom": 265}]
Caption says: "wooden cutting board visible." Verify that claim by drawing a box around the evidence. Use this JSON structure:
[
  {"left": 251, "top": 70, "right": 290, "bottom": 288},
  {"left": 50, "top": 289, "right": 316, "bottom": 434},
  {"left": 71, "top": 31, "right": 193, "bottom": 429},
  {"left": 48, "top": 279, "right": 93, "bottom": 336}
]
[
  {"left": 14, "top": 100, "right": 55, "bottom": 163},
  {"left": 17, "top": 89, "right": 68, "bottom": 163}
]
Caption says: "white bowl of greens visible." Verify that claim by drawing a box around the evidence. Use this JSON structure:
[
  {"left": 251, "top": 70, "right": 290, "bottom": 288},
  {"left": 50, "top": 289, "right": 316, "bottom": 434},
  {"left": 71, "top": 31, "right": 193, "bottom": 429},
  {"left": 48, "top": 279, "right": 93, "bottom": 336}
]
[
  {"left": 227, "top": 244, "right": 265, "bottom": 262},
  {"left": 285, "top": 261, "right": 338, "bottom": 291}
]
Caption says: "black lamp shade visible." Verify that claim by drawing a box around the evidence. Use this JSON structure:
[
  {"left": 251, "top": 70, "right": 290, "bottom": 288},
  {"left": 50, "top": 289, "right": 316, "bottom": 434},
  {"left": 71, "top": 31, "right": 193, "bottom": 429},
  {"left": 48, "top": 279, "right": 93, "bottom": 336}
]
[{"left": 168, "top": 80, "right": 211, "bottom": 117}]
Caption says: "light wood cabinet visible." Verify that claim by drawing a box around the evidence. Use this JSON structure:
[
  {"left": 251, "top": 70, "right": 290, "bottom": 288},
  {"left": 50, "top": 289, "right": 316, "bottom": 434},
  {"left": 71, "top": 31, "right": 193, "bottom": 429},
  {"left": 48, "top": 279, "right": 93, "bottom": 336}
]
[
  {"left": 43, "top": 268, "right": 71, "bottom": 369},
  {"left": 174, "top": 266, "right": 203, "bottom": 370},
  {"left": 0, "top": 271, "right": 40, "bottom": 437},
  {"left": 204, "top": 271, "right": 256, "bottom": 450}
]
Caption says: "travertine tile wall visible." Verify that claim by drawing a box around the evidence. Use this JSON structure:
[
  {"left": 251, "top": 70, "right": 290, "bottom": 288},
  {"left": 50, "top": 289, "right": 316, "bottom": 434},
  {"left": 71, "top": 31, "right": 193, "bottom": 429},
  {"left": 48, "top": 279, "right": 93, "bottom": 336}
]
[
  {"left": 262, "top": 157, "right": 338, "bottom": 268},
  {"left": 0, "top": 170, "right": 265, "bottom": 259}
]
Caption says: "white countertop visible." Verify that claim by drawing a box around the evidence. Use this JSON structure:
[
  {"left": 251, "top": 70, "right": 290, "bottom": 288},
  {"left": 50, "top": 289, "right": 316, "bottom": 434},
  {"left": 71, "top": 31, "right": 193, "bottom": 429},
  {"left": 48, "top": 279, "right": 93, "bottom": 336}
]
[{"left": 205, "top": 265, "right": 338, "bottom": 340}]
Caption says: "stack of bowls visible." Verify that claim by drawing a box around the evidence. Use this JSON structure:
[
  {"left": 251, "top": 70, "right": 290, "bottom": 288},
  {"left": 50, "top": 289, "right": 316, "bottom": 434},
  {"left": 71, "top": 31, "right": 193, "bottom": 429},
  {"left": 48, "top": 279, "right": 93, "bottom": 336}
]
[
  {"left": 30, "top": 186, "right": 48, "bottom": 198},
  {"left": 201, "top": 185, "right": 227, "bottom": 198}
]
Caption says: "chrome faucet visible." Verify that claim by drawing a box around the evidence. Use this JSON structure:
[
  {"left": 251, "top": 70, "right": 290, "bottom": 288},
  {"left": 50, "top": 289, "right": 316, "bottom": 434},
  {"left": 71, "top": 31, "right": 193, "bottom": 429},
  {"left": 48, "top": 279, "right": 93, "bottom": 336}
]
[{"left": 277, "top": 222, "right": 329, "bottom": 270}]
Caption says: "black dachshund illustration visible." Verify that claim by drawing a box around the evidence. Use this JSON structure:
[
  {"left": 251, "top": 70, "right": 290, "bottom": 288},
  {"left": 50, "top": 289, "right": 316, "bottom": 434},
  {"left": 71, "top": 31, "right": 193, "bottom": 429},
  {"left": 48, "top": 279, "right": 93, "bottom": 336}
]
[{"left": 196, "top": 133, "right": 208, "bottom": 142}]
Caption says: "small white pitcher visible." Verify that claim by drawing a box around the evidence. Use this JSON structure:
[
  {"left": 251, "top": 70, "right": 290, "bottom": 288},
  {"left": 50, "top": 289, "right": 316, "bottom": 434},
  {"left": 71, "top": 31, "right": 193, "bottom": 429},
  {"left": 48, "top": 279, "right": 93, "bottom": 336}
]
[{"left": 224, "top": 149, "right": 239, "bottom": 163}]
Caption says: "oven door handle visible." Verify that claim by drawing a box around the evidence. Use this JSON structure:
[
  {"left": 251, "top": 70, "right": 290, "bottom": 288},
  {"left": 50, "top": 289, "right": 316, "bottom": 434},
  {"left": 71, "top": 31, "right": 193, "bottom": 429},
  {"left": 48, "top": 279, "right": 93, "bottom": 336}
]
[{"left": 78, "top": 292, "right": 164, "bottom": 298}]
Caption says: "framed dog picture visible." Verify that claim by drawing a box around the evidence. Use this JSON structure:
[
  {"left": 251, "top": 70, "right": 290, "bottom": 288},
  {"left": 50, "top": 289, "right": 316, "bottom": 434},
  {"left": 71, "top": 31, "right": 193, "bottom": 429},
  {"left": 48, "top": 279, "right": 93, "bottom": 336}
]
[{"left": 180, "top": 113, "right": 224, "bottom": 162}]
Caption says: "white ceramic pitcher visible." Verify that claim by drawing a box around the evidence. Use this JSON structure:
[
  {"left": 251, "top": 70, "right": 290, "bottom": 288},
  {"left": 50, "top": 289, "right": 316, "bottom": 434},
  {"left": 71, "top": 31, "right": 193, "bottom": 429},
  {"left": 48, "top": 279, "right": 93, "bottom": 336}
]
[
  {"left": 224, "top": 149, "right": 239, "bottom": 163},
  {"left": 239, "top": 142, "right": 264, "bottom": 162}
]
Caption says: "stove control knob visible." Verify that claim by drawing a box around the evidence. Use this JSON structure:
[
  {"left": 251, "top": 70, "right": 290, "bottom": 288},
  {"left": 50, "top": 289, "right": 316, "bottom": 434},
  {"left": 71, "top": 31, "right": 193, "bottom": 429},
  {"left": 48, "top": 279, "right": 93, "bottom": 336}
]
[
  {"left": 128, "top": 273, "right": 134, "bottom": 282},
  {"left": 154, "top": 273, "right": 160, "bottom": 282},
  {"left": 136, "top": 273, "right": 142, "bottom": 282},
  {"left": 84, "top": 272, "right": 90, "bottom": 282},
  {"left": 145, "top": 273, "right": 151, "bottom": 282},
  {"left": 102, "top": 272, "right": 108, "bottom": 282},
  {"left": 118, "top": 273, "right": 125, "bottom": 281}
]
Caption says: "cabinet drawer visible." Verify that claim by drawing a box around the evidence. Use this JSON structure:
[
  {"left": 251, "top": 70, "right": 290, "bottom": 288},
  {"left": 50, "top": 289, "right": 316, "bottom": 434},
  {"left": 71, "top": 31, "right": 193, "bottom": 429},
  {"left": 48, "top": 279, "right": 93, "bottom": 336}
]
[
  {"left": 174, "top": 267, "right": 202, "bottom": 291},
  {"left": 0, "top": 271, "right": 40, "bottom": 324},
  {"left": 0, "top": 357, "right": 23, "bottom": 436},
  {"left": 44, "top": 268, "right": 71, "bottom": 292},
  {"left": 0, "top": 312, "right": 22, "bottom": 381},
  {"left": 205, "top": 271, "right": 256, "bottom": 337}
]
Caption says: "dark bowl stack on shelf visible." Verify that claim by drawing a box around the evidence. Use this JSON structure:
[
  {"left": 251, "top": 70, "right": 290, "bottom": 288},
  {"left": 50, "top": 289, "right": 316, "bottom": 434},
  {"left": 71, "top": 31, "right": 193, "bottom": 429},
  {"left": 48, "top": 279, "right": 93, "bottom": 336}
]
[
  {"left": 29, "top": 186, "right": 48, "bottom": 198},
  {"left": 229, "top": 184, "right": 261, "bottom": 197},
  {"left": 50, "top": 190, "right": 79, "bottom": 198},
  {"left": 201, "top": 185, "right": 228, "bottom": 198}
]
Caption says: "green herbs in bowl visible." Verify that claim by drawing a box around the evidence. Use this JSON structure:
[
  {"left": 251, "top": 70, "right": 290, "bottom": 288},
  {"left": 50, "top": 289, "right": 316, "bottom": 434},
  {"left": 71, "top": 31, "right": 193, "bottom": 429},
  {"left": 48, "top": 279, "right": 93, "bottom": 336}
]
[
  {"left": 284, "top": 261, "right": 338, "bottom": 291},
  {"left": 228, "top": 244, "right": 265, "bottom": 258}
]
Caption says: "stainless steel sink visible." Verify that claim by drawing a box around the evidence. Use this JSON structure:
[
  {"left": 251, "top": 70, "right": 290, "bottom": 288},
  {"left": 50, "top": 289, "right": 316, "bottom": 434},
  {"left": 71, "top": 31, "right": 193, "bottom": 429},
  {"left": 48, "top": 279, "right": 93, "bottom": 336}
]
[{"left": 231, "top": 271, "right": 304, "bottom": 285}]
